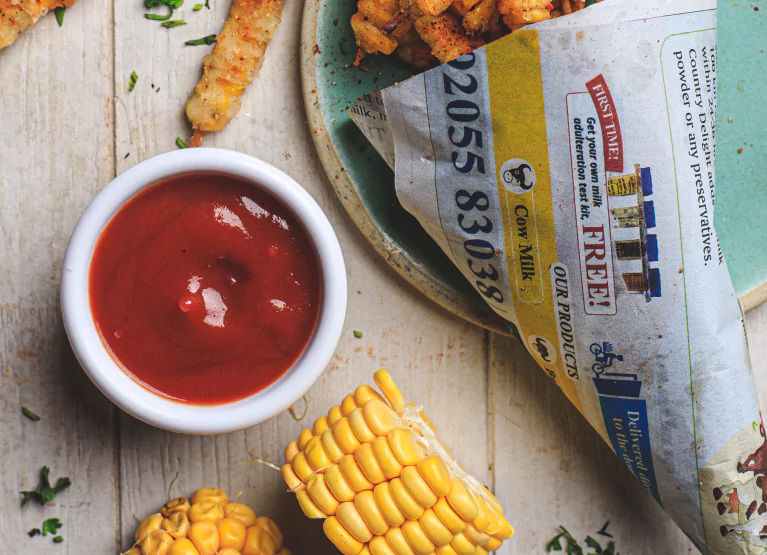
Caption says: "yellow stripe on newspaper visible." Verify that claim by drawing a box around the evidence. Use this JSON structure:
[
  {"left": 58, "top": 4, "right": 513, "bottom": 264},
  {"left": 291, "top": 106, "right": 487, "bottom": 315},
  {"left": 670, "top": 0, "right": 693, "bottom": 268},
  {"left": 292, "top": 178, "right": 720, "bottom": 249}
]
[{"left": 486, "top": 31, "right": 583, "bottom": 414}]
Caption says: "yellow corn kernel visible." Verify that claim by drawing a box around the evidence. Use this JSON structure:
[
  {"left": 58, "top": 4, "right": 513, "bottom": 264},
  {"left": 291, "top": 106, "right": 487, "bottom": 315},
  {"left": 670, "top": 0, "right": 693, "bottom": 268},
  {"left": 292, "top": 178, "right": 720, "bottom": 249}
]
[
  {"left": 354, "top": 385, "right": 385, "bottom": 407},
  {"left": 494, "top": 518, "right": 514, "bottom": 540},
  {"left": 450, "top": 532, "right": 477, "bottom": 555},
  {"left": 189, "top": 502, "right": 225, "bottom": 524},
  {"left": 419, "top": 508, "right": 452, "bottom": 547},
  {"left": 296, "top": 490, "right": 328, "bottom": 519},
  {"left": 281, "top": 464, "right": 305, "bottom": 493},
  {"left": 142, "top": 531, "right": 174, "bottom": 555},
  {"left": 291, "top": 451, "right": 314, "bottom": 482},
  {"left": 374, "top": 370, "right": 406, "bottom": 413},
  {"left": 277, "top": 550, "right": 292, "bottom": 555},
  {"left": 324, "top": 516, "right": 365, "bottom": 555},
  {"left": 401, "top": 465, "right": 437, "bottom": 508},
  {"left": 436, "top": 545, "right": 460, "bottom": 555},
  {"left": 298, "top": 428, "right": 314, "bottom": 451},
  {"left": 372, "top": 436, "right": 404, "bottom": 479},
  {"left": 256, "top": 517, "right": 284, "bottom": 551},
  {"left": 463, "top": 523, "right": 490, "bottom": 547},
  {"left": 389, "top": 477, "right": 425, "bottom": 520},
  {"left": 354, "top": 490, "right": 389, "bottom": 536},
  {"left": 355, "top": 443, "right": 387, "bottom": 484},
  {"left": 337, "top": 501, "right": 374, "bottom": 543},
  {"left": 334, "top": 417, "right": 363, "bottom": 454},
  {"left": 224, "top": 503, "right": 258, "bottom": 528},
  {"left": 328, "top": 405, "right": 344, "bottom": 426},
  {"left": 217, "top": 517, "right": 247, "bottom": 550},
  {"left": 322, "top": 428, "right": 346, "bottom": 463},
  {"left": 484, "top": 536, "right": 502, "bottom": 550},
  {"left": 479, "top": 485, "right": 503, "bottom": 515},
  {"left": 470, "top": 495, "right": 491, "bottom": 533},
  {"left": 384, "top": 527, "right": 417, "bottom": 555},
  {"left": 374, "top": 482, "right": 406, "bottom": 527},
  {"left": 126, "top": 548, "right": 142, "bottom": 555},
  {"left": 191, "top": 488, "right": 228, "bottom": 507},
  {"left": 243, "top": 525, "right": 276, "bottom": 555},
  {"left": 305, "top": 435, "right": 333, "bottom": 470},
  {"left": 218, "top": 549, "right": 243, "bottom": 555},
  {"left": 163, "top": 511, "right": 191, "bottom": 539},
  {"left": 476, "top": 495, "right": 512, "bottom": 539},
  {"left": 369, "top": 535, "right": 397, "bottom": 555},
  {"left": 162, "top": 497, "right": 191, "bottom": 517},
  {"left": 169, "top": 537, "right": 201, "bottom": 555},
  {"left": 307, "top": 473, "right": 341, "bottom": 515},
  {"left": 402, "top": 520, "right": 436, "bottom": 555},
  {"left": 136, "top": 514, "right": 164, "bottom": 542},
  {"left": 313, "top": 416, "right": 330, "bottom": 436},
  {"left": 340, "top": 454, "right": 375, "bottom": 492},
  {"left": 341, "top": 394, "right": 359, "bottom": 416},
  {"left": 188, "top": 521, "right": 220, "bottom": 555},
  {"left": 326, "top": 463, "right": 357, "bottom": 502},
  {"left": 284, "top": 441, "right": 300, "bottom": 464},
  {"left": 417, "top": 456, "right": 451, "bottom": 497},
  {"left": 446, "top": 477, "right": 478, "bottom": 522},
  {"left": 388, "top": 428, "right": 424, "bottom": 466},
  {"left": 363, "top": 399, "right": 402, "bottom": 437},
  {"left": 349, "top": 407, "right": 377, "bottom": 444},
  {"left": 433, "top": 497, "right": 466, "bottom": 534}
]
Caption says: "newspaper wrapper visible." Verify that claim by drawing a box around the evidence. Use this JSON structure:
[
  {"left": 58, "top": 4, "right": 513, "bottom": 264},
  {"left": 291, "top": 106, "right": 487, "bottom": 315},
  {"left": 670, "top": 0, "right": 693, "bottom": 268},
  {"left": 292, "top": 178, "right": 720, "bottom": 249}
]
[{"left": 350, "top": 1, "right": 767, "bottom": 553}]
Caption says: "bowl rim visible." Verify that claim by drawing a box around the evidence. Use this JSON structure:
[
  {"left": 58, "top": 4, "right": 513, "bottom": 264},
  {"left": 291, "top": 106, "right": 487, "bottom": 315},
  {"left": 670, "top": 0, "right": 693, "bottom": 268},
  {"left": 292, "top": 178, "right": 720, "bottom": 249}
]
[{"left": 60, "top": 148, "right": 347, "bottom": 434}]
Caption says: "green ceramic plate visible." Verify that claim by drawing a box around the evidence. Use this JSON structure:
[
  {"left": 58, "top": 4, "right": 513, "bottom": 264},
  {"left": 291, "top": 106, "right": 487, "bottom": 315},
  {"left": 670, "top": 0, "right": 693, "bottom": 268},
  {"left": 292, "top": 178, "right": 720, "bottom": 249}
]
[{"left": 300, "top": 0, "right": 766, "bottom": 329}]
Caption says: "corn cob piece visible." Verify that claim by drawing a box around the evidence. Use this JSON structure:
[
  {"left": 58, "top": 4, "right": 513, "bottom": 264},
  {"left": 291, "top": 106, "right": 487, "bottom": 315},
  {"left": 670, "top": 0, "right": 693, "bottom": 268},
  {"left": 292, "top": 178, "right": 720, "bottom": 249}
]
[
  {"left": 0, "top": 0, "right": 74, "bottom": 51},
  {"left": 413, "top": 12, "right": 485, "bottom": 64},
  {"left": 127, "top": 487, "right": 290, "bottom": 555},
  {"left": 283, "top": 370, "right": 514, "bottom": 555}
]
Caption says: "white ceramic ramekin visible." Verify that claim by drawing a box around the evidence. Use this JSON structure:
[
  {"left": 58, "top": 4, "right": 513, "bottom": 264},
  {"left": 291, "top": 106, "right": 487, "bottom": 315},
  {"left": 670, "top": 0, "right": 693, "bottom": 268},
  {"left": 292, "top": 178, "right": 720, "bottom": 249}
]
[{"left": 61, "top": 149, "right": 347, "bottom": 434}]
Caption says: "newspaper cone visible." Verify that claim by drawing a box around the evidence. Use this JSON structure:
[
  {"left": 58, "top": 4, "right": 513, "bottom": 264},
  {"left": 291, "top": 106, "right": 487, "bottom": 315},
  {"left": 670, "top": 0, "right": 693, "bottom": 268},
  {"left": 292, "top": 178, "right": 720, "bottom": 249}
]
[{"left": 350, "top": 1, "right": 765, "bottom": 553}]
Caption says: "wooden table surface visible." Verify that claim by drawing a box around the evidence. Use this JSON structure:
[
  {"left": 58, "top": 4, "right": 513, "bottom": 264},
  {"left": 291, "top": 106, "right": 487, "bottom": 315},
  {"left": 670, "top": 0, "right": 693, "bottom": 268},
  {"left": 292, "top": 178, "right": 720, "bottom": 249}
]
[{"left": 2, "top": 3, "right": 764, "bottom": 554}]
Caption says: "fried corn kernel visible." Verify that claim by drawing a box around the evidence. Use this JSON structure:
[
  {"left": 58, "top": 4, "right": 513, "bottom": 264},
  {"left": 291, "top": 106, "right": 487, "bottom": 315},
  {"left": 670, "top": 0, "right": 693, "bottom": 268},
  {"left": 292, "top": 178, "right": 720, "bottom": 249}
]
[
  {"left": 400, "top": 0, "right": 453, "bottom": 17},
  {"left": 162, "top": 498, "right": 191, "bottom": 517},
  {"left": 356, "top": 443, "right": 387, "bottom": 484},
  {"left": 374, "top": 482, "right": 406, "bottom": 527},
  {"left": 164, "top": 511, "right": 191, "bottom": 539},
  {"left": 307, "top": 473, "right": 341, "bottom": 515},
  {"left": 463, "top": 0, "right": 496, "bottom": 35},
  {"left": 349, "top": 407, "right": 378, "bottom": 444},
  {"left": 354, "top": 490, "right": 389, "bottom": 536},
  {"left": 413, "top": 13, "right": 485, "bottom": 64},
  {"left": 191, "top": 488, "right": 228, "bottom": 507},
  {"left": 283, "top": 372, "right": 512, "bottom": 555},
  {"left": 189, "top": 502, "right": 225, "bottom": 524},
  {"left": 305, "top": 435, "right": 333, "bottom": 470},
  {"left": 401, "top": 465, "right": 438, "bottom": 508},
  {"left": 217, "top": 517, "right": 247, "bottom": 550},
  {"left": 256, "top": 516, "right": 284, "bottom": 551},
  {"left": 325, "top": 516, "right": 365, "bottom": 555},
  {"left": 243, "top": 525, "right": 276, "bottom": 555},
  {"left": 168, "top": 537, "right": 200, "bottom": 555}
]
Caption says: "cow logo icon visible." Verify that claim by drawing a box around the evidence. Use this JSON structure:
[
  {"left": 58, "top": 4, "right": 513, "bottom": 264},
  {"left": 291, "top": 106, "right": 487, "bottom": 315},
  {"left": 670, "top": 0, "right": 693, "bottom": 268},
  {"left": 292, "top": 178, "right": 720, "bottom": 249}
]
[
  {"left": 527, "top": 335, "right": 556, "bottom": 365},
  {"left": 500, "top": 159, "right": 536, "bottom": 194}
]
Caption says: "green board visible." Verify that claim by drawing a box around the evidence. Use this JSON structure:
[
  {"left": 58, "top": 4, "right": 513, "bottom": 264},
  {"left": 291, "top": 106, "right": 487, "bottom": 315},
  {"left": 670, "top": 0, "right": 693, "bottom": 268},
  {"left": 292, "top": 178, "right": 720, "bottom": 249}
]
[{"left": 716, "top": 0, "right": 767, "bottom": 311}]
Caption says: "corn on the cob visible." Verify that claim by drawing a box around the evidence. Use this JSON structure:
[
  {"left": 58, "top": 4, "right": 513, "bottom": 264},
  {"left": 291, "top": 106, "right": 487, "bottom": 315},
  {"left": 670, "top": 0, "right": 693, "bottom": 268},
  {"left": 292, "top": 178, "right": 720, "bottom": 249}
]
[
  {"left": 128, "top": 488, "right": 290, "bottom": 555},
  {"left": 283, "top": 370, "right": 513, "bottom": 555}
]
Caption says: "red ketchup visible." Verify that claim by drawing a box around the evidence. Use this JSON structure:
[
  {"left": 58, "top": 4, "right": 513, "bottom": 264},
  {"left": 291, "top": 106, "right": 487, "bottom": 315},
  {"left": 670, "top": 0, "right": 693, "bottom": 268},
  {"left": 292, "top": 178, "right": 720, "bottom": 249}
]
[{"left": 89, "top": 173, "right": 320, "bottom": 405}]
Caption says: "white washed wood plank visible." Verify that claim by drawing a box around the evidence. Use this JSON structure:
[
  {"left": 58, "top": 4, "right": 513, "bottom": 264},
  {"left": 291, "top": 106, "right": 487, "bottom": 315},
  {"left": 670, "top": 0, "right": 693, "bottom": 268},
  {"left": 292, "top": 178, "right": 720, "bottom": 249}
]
[
  {"left": 113, "top": 1, "right": 491, "bottom": 552},
  {"left": 489, "top": 333, "right": 696, "bottom": 554},
  {"left": 0, "top": 0, "right": 117, "bottom": 553}
]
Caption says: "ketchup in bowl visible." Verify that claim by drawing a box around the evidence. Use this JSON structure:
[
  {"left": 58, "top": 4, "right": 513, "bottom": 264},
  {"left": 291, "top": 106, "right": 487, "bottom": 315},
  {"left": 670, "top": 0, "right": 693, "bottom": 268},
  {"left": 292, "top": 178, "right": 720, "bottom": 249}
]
[{"left": 89, "top": 173, "right": 320, "bottom": 405}]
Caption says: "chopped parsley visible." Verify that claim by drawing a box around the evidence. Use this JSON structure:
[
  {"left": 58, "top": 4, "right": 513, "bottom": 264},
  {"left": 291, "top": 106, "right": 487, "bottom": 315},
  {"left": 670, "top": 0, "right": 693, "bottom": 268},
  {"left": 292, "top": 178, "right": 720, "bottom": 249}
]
[
  {"left": 185, "top": 34, "right": 217, "bottom": 46},
  {"left": 547, "top": 523, "right": 619, "bottom": 555},
  {"left": 161, "top": 19, "right": 187, "bottom": 28},
  {"left": 42, "top": 518, "right": 63, "bottom": 536},
  {"left": 193, "top": 3, "right": 203, "bottom": 9},
  {"left": 54, "top": 7, "right": 66, "bottom": 27},
  {"left": 53, "top": 536, "right": 64, "bottom": 543},
  {"left": 176, "top": 137, "right": 188, "bottom": 149},
  {"left": 205, "top": 0, "right": 210, "bottom": 8},
  {"left": 20, "top": 467, "right": 71, "bottom": 506},
  {"left": 353, "top": 330, "right": 363, "bottom": 339},
  {"left": 28, "top": 529, "right": 41, "bottom": 537},
  {"left": 129, "top": 71, "right": 138, "bottom": 92},
  {"left": 21, "top": 407, "right": 40, "bottom": 421}
]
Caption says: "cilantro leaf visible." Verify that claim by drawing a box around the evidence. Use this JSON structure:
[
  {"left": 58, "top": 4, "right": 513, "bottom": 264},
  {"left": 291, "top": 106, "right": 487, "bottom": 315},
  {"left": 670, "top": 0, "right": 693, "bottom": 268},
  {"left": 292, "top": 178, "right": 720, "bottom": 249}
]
[
  {"left": 42, "top": 518, "right": 62, "bottom": 536},
  {"left": 53, "top": 536, "right": 64, "bottom": 543},
  {"left": 546, "top": 533, "right": 565, "bottom": 552},
  {"left": 54, "top": 7, "right": 66, "bottom": 26},
  {"left": 205, "top": 0, "right": 210, "bottom": 8},
  {"left": 585, "top": 536, "right": 602, "bottom": 553},
  {"left": 20, "top": 467, "right": 71, "bottom": 506},
  {"left": 28, "top": 528, "right": 41, "bottom": 537},
  {"left": 602, "top": 541, "right": 616, "bottom": 555},
  {"left": 22, "top": 407, "right": 41, "bottom": 421}
]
